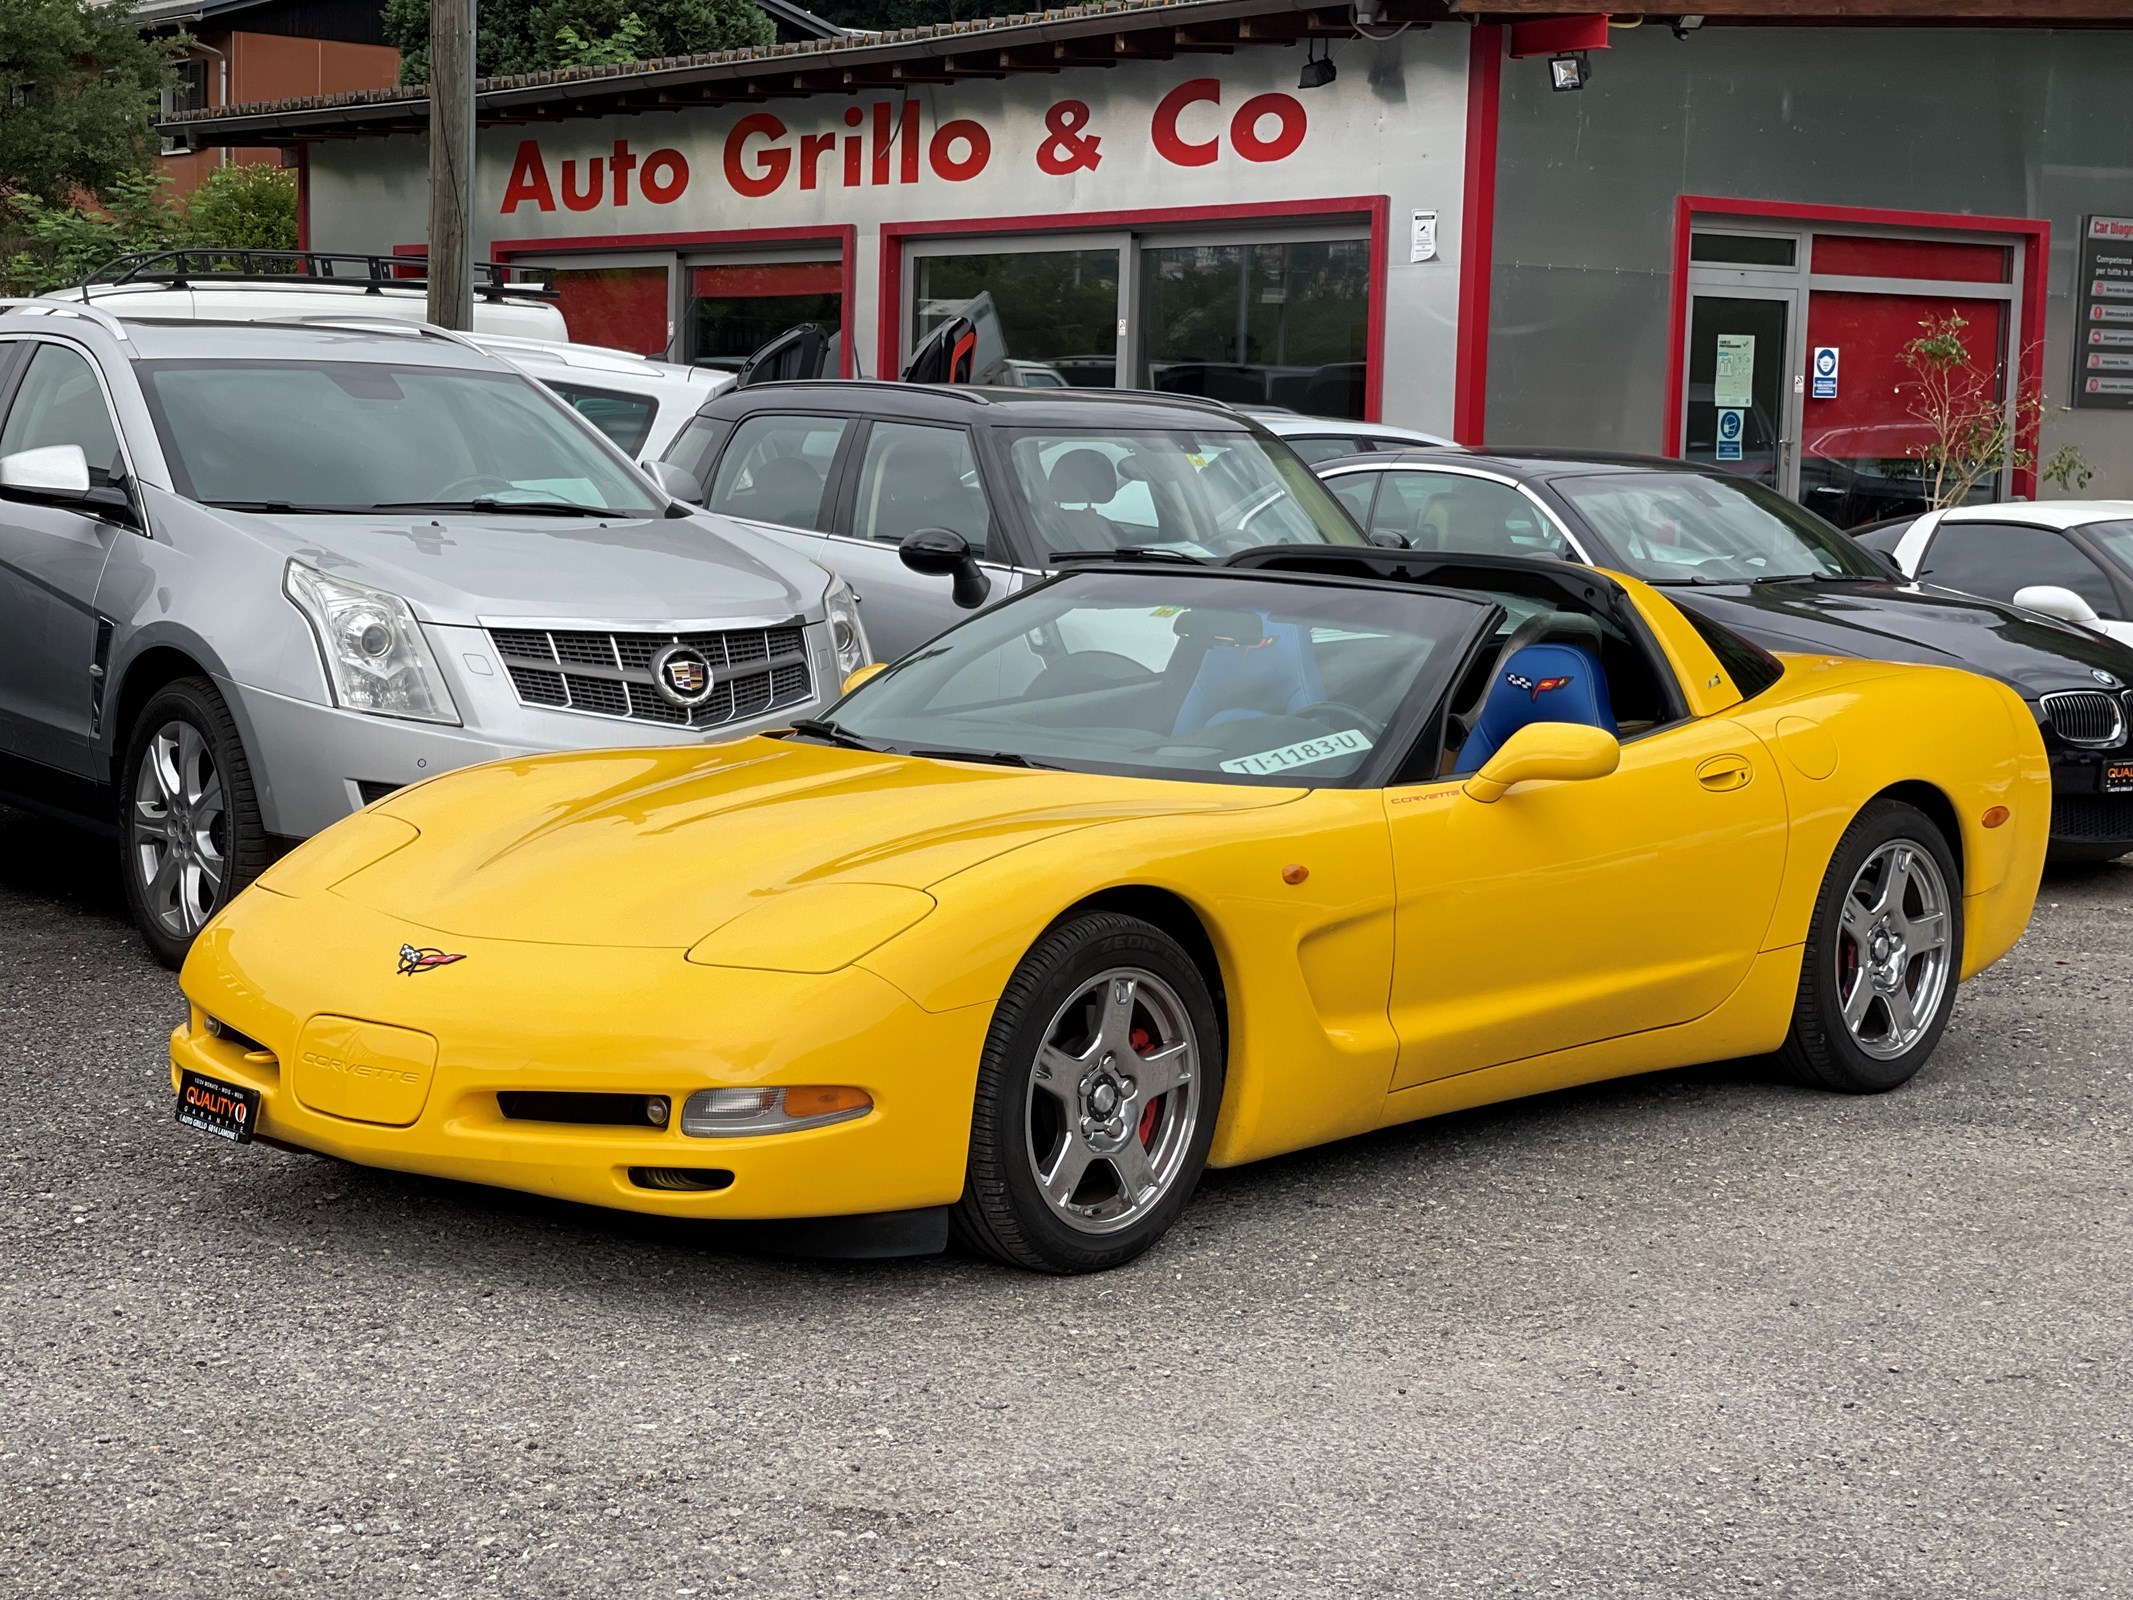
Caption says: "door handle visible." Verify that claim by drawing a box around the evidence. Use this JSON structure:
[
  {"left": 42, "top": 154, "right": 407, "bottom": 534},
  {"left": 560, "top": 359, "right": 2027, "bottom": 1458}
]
[{"left": 1697, "top": 755, "right": 1753, "bottom": 792}]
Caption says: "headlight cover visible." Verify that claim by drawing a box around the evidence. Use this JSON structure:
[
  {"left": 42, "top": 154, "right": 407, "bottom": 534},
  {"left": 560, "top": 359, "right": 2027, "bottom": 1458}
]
[
  {"left": 824, "top": 575, "right": 871, "bottom": 678},
  {"left": 285, "top": 561, "right": 460, "bottom": 724}
]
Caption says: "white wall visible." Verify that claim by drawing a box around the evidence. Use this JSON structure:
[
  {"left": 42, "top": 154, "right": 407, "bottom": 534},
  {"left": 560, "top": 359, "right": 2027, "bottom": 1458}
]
[{"left": 306, "top": 29, "right": 1472, "bottom": 433}]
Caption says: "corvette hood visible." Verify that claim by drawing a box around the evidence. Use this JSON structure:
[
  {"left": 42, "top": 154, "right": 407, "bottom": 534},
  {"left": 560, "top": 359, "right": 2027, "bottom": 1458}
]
[
  {"left": 334, "top": 736, "right": 1301, "bottom": 948},
  {"left": 1666, "top": 579, "right": 2133, "bottom": 699}
]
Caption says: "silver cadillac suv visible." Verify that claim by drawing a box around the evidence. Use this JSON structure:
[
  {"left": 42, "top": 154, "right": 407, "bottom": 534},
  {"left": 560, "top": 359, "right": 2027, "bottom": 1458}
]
[{"left": 0, "top": 302, "right": 866, "bottom": 964}]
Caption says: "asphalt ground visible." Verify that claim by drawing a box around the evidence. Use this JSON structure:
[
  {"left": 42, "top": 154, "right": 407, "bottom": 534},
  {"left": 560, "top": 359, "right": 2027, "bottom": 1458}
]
[{"left": 0, "top": 801, "right": 2128, "bottom": 1600}]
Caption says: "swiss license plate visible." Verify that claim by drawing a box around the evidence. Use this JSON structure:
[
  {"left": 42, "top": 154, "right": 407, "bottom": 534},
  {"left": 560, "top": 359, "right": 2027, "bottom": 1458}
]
[
  {"left": 2107, "top": 762, "right": 2133, "bottom": 796},
  {"left": 175, "top": 1070, "right": 259, "bottom": 1144}
]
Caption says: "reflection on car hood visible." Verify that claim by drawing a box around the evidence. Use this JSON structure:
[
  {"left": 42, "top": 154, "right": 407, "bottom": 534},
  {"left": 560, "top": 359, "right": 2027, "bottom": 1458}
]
[
  {"left": 207, "top": 505, "right": 823, "bottom": 625},
  {"left": 337, "top": 736, "right": 1301, "bottom": 947},
  {"left": 1665, "top": 578, "right": 2133, "bottom": 698}
]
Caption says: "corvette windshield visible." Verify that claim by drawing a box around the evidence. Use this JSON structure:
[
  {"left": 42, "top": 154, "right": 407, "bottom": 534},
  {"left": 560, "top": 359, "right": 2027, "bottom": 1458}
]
[
  {"left": 1005, "top": 429, "right": 1368, "bottom": 559},
  {"left": 825, "top": 570, "right": 1487, "bottom": 787},
  {"left": 1553, "top": 471, "right": 1883, "bottom": 584},
  {"left": 138, "top": 359, "right": 659, "bottom": 517}
]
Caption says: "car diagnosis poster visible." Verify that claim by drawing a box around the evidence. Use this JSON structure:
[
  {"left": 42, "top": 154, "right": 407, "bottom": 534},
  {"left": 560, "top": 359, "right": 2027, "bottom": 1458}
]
[{"left": 2074, "top": 216, "right": 2133, "bottom": 410}]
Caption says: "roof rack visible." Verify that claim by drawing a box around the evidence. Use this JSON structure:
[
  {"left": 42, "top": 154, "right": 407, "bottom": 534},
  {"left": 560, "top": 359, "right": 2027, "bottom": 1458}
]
[
  {"left": 67, "top": 250, "right": 557, "bottom": 303},
  {"left": 0, "top": 297, "right": 138, "bottom": 349}
]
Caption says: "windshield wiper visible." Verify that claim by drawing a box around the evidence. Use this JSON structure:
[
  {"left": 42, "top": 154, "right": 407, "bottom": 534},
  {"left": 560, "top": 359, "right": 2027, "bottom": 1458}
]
[
  {"left": 1643, "top": 574, "right": 1737, "bottom": 587},
  {"left": 907, "top": 747, "right": 1060, "bottom": 770},
  {"left": 1049, "top": 545, "right": 1203, "bottom": 566},
  {"left": 202, "top": 498, "right": 361, "bottom": 514},
  {"left": 1749, "top": 570, "right": 1877, "bottom": 586},
  {"left": 369, "top": 497, "right": 624, "bottom": 517},
  {"left": 786, "top": 717, "right": 885, "bottom": 751}
]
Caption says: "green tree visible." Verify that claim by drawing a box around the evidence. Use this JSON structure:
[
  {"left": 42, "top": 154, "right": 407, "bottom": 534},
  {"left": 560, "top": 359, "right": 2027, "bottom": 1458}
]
[
  {"left": 386, "top": 0, "right": 773, "bottom": 83},
  {"left": 184, "top": 163, "right": 301, "bottom": 251},
  {"left": 0, "top": 0, "right": 178, "bottom": 204},
  {"left": 2, "top": 166, "right": 299, "bottom": 296}
]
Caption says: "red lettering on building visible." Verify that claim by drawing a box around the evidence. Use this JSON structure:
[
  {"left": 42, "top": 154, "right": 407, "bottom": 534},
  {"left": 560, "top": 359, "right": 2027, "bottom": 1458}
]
[
  {"left": 929, "top": 120, "right": 990, "bottom": 182},
  {"left": 1229, "top": 93, "right": 1306, "bottom": 163},
  {"left": 641, "top": 148, "right": 688, "bottom": 204},
  {"left": 501, "top": 140, "right": 556, "bottom": 213},
  {"left": 609, "top": 139, "right": 638, "bottom": 204},
  {"left": 1151, "top": 79, "right": 1222, "bottom": 168},
  {"left": 725, "top": 114, "right": 791, "bottom": 199},
  {"left": 560, "top": 157, "right": 602, "bottom": 212},
  {"left": 799, "top": 130, "right": 837, "bottom": 190}
]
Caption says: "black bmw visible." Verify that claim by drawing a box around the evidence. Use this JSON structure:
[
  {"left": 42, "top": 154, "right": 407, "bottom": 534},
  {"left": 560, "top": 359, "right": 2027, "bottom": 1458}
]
[{"left": 1311, "top": 448, "right": 2133, "bottom": 861}]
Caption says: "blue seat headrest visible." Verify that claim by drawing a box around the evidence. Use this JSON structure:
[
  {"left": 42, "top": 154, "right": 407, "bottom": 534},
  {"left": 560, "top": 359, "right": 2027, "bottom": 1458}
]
[
  {"left": 1451, "top": 641, "right": 1614, "bottom": 775},
  {"left": 1172, "top": 615, "right": 1325, "bottom": 734}
]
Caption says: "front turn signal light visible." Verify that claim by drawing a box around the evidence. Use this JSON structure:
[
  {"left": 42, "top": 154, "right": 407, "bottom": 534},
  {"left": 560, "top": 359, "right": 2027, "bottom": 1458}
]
[
  {"left": 1982, "top": 806, "right": 2011, "bottom": 829},
  {"left": 680, "top": 1085, "right": 872, "bottom": 1137}
]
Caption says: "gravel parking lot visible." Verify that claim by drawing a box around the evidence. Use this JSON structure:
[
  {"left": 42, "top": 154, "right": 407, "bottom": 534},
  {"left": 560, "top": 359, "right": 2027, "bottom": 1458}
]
[{"left": 1, "top": 800, "right": 2128, "bottom": 1600}]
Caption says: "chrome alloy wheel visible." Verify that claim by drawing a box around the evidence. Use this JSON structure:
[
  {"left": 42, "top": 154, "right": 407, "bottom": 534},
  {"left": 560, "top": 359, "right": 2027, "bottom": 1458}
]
[
  {"left": 1025, "top": 967, "right": 1201, "bottom": 1236},
  {"left": 1835, "top": 839, "right": 1952, "bottom": 1060},
  {"left": 131, "top": 720, "right": 228, "bottom": 939}
]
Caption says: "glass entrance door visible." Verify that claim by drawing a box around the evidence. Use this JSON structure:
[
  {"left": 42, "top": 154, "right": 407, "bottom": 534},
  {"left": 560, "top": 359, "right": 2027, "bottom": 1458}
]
[{"left": 1682, "top": 290, "right": 1800, "bottom": 493}]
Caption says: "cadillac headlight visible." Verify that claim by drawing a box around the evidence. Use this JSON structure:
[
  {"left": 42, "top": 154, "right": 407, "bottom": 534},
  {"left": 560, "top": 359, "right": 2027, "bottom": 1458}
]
[
  {"left": 285, "top": 561, "right": 460, "bottom": 724},
  {"left": 824, "top": 576, "right": 871, "bottom": 677}
]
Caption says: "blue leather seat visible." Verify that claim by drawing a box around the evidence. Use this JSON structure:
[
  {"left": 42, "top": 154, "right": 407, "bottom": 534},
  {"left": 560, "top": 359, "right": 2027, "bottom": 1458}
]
[
  {"left": 1451, "top": 641, "right": 1614, "bottom": 775},
  {"left": 1172, "top": 617, "right": 1325, "bottom": 734}
]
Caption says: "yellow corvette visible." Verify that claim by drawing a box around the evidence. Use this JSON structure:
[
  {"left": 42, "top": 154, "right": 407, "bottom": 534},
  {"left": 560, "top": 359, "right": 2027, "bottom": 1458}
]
[{"left": 171, "top": 552, "right": 2047, "bottom": 1273}]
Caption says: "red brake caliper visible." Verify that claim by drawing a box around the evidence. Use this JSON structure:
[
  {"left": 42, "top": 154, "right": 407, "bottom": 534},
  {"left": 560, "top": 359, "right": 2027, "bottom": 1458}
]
[{"left": 1131, "top": 1025, "right": 1160, "bottom": 1144}]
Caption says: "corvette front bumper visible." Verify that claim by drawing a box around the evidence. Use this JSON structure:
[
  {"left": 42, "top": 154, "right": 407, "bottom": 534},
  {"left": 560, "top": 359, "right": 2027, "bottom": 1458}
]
[{"left": 171, "top": 884, "right": 989, "bottom": 1220}]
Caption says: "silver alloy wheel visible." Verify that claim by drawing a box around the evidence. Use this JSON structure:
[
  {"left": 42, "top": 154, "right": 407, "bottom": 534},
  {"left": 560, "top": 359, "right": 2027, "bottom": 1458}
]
[
  {"left": 131, "top": 720, "right": 228, "bottom": 939},
  {"left": 1836, "top": 839, "right": 1952, "bottom": 1060},
  {"left": 1025, "top": 967, "right": 1200, "bottom": 1236}
]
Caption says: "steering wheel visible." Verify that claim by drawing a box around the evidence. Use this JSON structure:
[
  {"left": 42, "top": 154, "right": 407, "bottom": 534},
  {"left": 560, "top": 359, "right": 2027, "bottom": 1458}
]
[
  {"left": 1295, "top": 701, "right": 1384, "bottom": 739},
  {"left": 438, "top": 474, "right": 517, "bottom": 500}
]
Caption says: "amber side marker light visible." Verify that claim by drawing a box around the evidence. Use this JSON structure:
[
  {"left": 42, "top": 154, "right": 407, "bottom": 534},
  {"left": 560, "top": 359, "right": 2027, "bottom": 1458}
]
[
  {"left": 680, "top": 1085, "right": 873, "bottom": 1137},
  {"left": 1982, "top": 807, "right": 2011, "bottom": 829},
  {"left": 1282, "top": 864, "right": 1310, "bottom": 885}
]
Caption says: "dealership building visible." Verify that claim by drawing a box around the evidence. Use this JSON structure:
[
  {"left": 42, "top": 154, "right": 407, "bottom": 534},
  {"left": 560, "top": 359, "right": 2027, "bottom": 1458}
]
[{"left": 168, "top": 0, "right": 2133, "bottom": 520}]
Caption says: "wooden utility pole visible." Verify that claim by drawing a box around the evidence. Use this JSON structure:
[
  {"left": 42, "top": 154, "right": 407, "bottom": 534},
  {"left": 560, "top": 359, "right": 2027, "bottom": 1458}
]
[{"left": 425, "top": 0, "right": 475, "bottom": 329}]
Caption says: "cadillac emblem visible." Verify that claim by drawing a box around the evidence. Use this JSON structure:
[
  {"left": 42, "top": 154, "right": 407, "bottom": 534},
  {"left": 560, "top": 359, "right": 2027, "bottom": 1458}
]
[{"left": 651, "top": 642, "right": 716, "bottom": 707}]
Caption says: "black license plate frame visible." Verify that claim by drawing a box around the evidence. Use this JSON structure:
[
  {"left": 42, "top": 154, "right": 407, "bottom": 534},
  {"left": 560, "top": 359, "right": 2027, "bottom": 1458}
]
[{"left": 175, "top": 1069, "right": 259, "bottom": 1144}]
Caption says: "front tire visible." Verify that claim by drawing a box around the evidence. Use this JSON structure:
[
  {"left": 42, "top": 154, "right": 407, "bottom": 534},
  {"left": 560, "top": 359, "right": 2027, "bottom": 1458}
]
[
  {"left": 120, "top": 678, "right": 270, "bottom": 969},
  {"left": 1780, "top": 799, "right": 1962, "bottom": 1094},
  {"left": 954, "top": 912, "right": 1224, "bottom": 1274}
]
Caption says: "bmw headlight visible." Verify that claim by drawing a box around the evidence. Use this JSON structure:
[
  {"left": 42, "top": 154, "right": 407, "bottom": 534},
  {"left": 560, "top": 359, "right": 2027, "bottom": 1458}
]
[
  {"left": 824, "top": 576, "right": 871, "bottom": 677},
  {"left": 284, "top": 561, "right": 460, "bottom": 724}
]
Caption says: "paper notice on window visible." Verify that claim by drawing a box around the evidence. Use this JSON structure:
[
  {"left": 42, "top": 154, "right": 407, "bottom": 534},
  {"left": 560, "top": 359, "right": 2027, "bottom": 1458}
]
[
  {"left": 1714, "top": 334, "right": 1756, "bottom": 410},
  {"left": 1219, "top": 728, "right": 1371, "bottom": 777}
]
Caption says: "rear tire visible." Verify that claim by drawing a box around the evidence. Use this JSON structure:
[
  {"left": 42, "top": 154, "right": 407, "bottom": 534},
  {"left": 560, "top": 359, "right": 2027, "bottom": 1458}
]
[
  {"left": 953, "top": 912, "right": 1224, "bottom": 1274},
  {"left": 119, "top": 678, "right": 270, "bottom": 969},
  {"left": 1779, "top": 799, "right": 1962, "bottom": 1094}
]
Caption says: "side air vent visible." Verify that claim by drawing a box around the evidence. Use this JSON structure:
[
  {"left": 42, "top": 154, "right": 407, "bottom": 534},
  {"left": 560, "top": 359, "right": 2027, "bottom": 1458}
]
[
  {"left": 629, "top": 1166, "right": 736, "bottom": 1192},
  {"left": 2042, "top": 689, "right": 2126, "bottom": 748},
  {"left": 498, "top": 1091, "right": 670, "bottom": 1128}
]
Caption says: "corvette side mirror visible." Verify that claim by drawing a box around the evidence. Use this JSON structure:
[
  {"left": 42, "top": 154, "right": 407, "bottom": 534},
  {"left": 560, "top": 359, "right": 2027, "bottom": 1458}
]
[
  {"left": 841, "top": 663, "right": 887, "bottom": 696},
  {"left": 899, "top": 528, "right": 992, "bottom": 610},
  {"left": 2013, "top": 584, "right": 2100, "bottom": 626},
  {"left": 1463, "top": 723, "right": 1620, "bottom": 804}
]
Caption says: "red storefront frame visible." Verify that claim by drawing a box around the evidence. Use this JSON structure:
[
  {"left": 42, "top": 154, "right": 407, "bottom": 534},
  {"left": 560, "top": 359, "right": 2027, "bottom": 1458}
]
[
  {"left": 489, "top": 225, "right": 860, "bottom": 376},
  {"left": 878, "top": 197, "right": 1391, "bottom": 420},
  {"left": 1664, "top": 196, "right": 2050, "bottom": 499}
]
